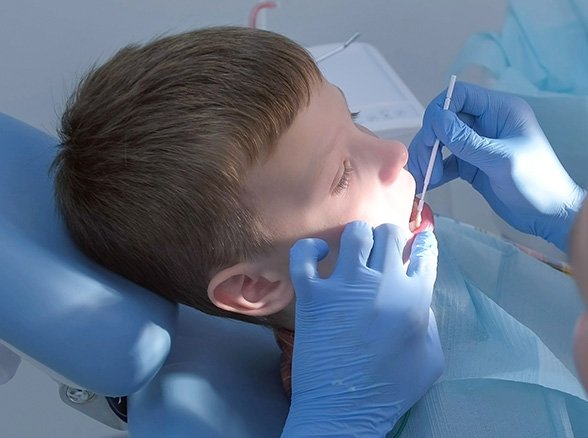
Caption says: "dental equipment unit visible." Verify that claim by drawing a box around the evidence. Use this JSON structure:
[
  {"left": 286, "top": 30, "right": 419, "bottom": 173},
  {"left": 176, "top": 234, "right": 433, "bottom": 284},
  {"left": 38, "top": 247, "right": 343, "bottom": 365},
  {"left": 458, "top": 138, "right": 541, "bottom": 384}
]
[
  {"left": 308, "top": 40, "right": 424, "bottom": 147},
  {"left": 314, "top": 32, "right": 361, "bottom": 63}
]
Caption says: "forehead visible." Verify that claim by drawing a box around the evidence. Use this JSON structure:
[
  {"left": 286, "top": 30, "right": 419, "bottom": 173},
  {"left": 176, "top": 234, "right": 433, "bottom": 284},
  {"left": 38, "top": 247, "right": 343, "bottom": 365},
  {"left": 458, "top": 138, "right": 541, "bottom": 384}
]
[{"left": 246, "top": 79, "right": 346, "bottom": 182}]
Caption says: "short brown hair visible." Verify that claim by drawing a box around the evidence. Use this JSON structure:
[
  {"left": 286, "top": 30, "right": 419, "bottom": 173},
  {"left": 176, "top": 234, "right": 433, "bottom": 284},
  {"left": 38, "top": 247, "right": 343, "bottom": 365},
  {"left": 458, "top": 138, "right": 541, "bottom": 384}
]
[{"left": 52, "top": 26, "right": 322, "bottom": 324}]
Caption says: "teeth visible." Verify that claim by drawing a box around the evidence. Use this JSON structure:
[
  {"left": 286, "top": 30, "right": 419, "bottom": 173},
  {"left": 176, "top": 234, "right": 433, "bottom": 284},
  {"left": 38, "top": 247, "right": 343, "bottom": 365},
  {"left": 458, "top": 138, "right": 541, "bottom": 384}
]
[
  {"left": 409, "top": 198, "right": 420, "bottom": 232},
  {"left": 409, "top": 220, "right": 417, "bottom": 232},
  {"left": 409, "top": 214, "right": 421, "bottom": 232}
]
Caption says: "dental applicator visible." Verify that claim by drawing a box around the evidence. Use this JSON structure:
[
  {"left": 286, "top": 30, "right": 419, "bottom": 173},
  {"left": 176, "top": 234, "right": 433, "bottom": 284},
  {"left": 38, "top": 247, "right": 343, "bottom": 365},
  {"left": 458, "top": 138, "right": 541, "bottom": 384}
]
[{"left": 413, "top": 74, "right": 457, "bottom": 229}]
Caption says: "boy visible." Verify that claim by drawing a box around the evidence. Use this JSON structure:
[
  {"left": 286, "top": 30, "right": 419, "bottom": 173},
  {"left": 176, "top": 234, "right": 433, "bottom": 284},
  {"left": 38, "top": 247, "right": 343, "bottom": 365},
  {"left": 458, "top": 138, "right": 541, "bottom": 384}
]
[
  {"left": 53, "top": 26, "right": 588, "bottom": 435},
  {"left": 54, "top": 26, "right": 428, "bottom": 338},
  {"left": 53, "top": 25, "right": 430, "bottom": 397}
]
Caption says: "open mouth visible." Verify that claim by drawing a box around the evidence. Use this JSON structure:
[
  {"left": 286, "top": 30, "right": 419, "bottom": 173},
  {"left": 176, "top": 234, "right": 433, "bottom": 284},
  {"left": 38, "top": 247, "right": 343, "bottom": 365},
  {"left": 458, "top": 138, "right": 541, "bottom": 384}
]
[
  {"left": 402, "top": 197, "right": 435, "bottom": 264},
  {"left": 409, "top": 197, "right": 434, "bottom": 234}
]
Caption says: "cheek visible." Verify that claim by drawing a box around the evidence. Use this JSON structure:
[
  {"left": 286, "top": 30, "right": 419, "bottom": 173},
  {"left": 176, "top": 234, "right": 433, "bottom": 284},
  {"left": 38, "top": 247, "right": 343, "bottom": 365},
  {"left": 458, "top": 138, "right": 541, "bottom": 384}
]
[
  {"left": 360, "top": 171, "right": 415, "bottom": 227},
  {"left": 316, "top": 225, "right": 345, "bottom": 278},
  {"left": 574, "top": 312, "right": 588, "bottom": 392}
]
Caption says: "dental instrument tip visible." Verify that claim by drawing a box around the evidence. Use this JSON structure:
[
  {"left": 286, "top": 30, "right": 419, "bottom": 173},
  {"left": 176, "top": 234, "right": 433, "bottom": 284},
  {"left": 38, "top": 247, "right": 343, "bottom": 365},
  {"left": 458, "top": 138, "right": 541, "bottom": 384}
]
[
  {"left": 416, "top": 75, "right": 457, "bottom": 215},
  {"left": 344, "top": 32, "right": 361, "bottom": 47},
  {"left": 315, "top": 32, "right": 361, "bottom": 63},
  {"left": 409, "top": 212, "right": 422, "bottom": 233}
]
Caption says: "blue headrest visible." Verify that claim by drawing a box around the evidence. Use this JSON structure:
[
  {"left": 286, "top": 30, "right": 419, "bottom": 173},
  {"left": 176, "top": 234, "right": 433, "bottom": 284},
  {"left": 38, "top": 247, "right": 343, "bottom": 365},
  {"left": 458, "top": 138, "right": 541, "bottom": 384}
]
[
  {"left": 0, "top": 112, "right": 178, "bottom": 396},
  {"left": 128, "top": 305, "right": 290, "bottom": 437}
]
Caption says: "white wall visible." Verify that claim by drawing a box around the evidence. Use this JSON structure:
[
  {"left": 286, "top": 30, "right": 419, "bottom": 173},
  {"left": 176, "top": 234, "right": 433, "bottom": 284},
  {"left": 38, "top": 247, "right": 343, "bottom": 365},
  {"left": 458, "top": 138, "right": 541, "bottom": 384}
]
[
  {"left": 0, "top": 0, "right": 257, "bottom": 133},
  {"left": 268, "top": 0, "right": 507, "bottom": 104},
  {"left": 0, "top": 0, "right": 507, "bottom": 134}
]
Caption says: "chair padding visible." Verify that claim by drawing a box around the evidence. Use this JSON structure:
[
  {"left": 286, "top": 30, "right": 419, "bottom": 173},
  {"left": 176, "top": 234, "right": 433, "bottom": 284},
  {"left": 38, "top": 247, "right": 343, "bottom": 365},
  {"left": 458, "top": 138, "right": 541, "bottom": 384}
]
[
  {"left": 0, "top": 113, "right": 178, "bottom": 396},
  {"left": 129, "top": 305, "right": 289, "bottom": 437}
]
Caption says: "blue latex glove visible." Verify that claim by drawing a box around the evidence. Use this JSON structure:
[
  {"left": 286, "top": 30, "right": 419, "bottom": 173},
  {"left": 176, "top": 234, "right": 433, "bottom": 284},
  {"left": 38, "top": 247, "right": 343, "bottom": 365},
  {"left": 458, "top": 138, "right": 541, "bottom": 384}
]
[
  {"left": 408, "top": 82, "right": 586, "bottom": 253},
  {"left": 282, "top": 221, "right": 442, "bottom": 437}
]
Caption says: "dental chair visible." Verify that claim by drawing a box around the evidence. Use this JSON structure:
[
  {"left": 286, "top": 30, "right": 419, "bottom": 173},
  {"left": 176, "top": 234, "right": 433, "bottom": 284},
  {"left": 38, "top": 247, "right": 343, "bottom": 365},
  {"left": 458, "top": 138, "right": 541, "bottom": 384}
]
[{"left": 0, "top": 112, "right": 289, "bottom": 437}]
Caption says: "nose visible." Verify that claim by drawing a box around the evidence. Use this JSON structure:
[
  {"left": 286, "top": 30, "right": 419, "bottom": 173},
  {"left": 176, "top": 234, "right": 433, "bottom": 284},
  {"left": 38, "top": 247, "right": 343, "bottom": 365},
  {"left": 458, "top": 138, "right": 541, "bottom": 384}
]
[
  {"left": 355, "top": 125, "right": 409, "bottom": 185},
  {"left": 376, "top": 138, "right": 408, "bottom": 185}
]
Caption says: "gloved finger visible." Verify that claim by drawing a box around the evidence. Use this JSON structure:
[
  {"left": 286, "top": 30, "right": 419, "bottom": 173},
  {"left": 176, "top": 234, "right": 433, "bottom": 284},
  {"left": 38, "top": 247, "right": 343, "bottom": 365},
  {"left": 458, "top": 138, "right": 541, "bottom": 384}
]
[
  {"left": 412, "top": 120, "right": 436, "bottom": 150},
  {"left": 449, "top": 83, "right": 539, "bottom": 138},
  {"left": 424, "top": 82, "right": 489, "bottom": 133},
  {"left": 410, "top": 98, "right": 444, "bottom": 151},
  {"left": 424, "top": 309, "right": 444, "bottom": 378},
  {"left": 408, "top": 99, "right": 454, "bottom": 192},
  {"left": 431, "top": 110, "right": 498, "bottom": 169},
  {"left": 408, "top": 140, "right": 445, "bottom": 194},
  {"left": 406, "top": 230, "right": 438, "bottom": 296},
  {"left": 445, "top": 81, "right": 491, "bottom": 117},
  {"left": 426, "top": 155, "right": 458, "bottom": 188},
  {"left": 367, "top": 223, "right": 405, "bottom": 275},
  {"left": 289, "top": 238, "right": 329, "bottom": 293},
  {"left": 433, "top": 154, "right": 477, "bottom": 187},
  {"left": 332, "top": 221, "right": 373, "bottom": 278},
  {"left": 430, "top": 84, "right": 452, "bottom": 112},
  {"left": 428, "top": 147, "right": 446, "bottom": 189},
  {"left": 457, "top": 111, "right": 475, "bottom": 128}
]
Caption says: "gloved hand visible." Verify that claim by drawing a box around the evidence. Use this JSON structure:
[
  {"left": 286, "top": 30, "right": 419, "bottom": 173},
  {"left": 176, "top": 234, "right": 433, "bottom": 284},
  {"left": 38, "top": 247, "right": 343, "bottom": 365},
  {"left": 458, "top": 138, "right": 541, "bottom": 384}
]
[
  {"left": 282, "top": 221, "right": 442, "bottom": 437},
  {"left": 408, "top": 82, "right": 586, "bottom": 253}
]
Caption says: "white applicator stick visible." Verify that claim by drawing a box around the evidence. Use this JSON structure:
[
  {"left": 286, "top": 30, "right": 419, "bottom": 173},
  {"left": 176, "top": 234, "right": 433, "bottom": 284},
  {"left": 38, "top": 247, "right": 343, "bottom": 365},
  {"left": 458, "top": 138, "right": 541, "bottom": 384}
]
[{"left": 414, "top": 74, "right": 457, "bottom": 228}]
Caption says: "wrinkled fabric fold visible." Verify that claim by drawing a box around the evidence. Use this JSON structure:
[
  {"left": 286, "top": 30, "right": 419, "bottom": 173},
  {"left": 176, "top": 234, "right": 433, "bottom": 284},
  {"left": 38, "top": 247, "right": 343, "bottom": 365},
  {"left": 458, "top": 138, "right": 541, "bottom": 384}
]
[{"left": 400, "top": 216, "right": 588, "bottom": 437}]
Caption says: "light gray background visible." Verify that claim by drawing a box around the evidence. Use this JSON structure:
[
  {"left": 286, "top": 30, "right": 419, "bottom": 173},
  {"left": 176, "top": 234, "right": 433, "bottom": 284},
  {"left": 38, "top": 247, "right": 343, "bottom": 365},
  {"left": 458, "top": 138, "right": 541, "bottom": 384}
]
[
  {"left": 0, "top": 0, "right": 508, "bottom": 134},
  {"left": 1, "top": 1, "right": 519, "bottom": 437}
]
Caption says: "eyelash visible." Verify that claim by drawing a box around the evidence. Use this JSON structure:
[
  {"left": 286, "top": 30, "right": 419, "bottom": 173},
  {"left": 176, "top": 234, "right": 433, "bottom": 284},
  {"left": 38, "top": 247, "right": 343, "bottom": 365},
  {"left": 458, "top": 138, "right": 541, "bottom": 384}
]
[
  {"left": 351, "top": 111, "right": 360, "bottom": 122},
  {"left": 334, "top": 160, "right": 353, "bottom": 195}
]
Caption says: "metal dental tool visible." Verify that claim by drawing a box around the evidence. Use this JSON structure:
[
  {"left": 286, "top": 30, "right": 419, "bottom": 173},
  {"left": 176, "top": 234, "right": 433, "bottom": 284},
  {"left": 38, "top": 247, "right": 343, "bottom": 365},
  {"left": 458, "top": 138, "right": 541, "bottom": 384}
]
[
  {"left": 315, "top": 32, "right": 361, "bottom": 63},
  {"left": 414, "top": 74, "right": 457, "bottom": 228}
]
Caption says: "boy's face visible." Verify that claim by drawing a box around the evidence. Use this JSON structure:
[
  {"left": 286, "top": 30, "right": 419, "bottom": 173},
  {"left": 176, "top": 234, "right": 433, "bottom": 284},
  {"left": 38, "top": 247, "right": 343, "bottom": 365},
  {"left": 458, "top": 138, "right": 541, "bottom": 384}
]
[
  {"left": 244, "top": 79, "right": 421, "bottom": 312},
  {"left": 571, "top": 198, "right": 588, "bottom": 390}
]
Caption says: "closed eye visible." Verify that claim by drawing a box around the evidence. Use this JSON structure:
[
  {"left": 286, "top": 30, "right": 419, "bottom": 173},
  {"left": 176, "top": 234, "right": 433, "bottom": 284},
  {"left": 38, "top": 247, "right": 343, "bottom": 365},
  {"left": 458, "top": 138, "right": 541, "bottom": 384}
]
[{"left": 333, "top": 160, "right": 353, "bottom": 195}]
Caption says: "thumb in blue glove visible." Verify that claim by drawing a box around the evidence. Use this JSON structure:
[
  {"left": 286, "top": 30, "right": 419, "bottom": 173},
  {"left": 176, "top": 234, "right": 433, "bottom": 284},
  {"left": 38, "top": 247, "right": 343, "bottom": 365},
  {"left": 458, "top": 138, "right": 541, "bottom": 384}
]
[
  {"left": 282, "top": 221, "right": 442, "bottom": 437},
  {"left": 408, "top": 82, "right": 586, "bottom": 252}
]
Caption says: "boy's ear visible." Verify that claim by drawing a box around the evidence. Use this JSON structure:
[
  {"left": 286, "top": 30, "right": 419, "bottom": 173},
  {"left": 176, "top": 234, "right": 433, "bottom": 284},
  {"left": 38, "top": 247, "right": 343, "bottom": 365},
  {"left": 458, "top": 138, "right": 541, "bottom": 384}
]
[{"left": 207, "top": 262, "right": 293, "bottom": 317}]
